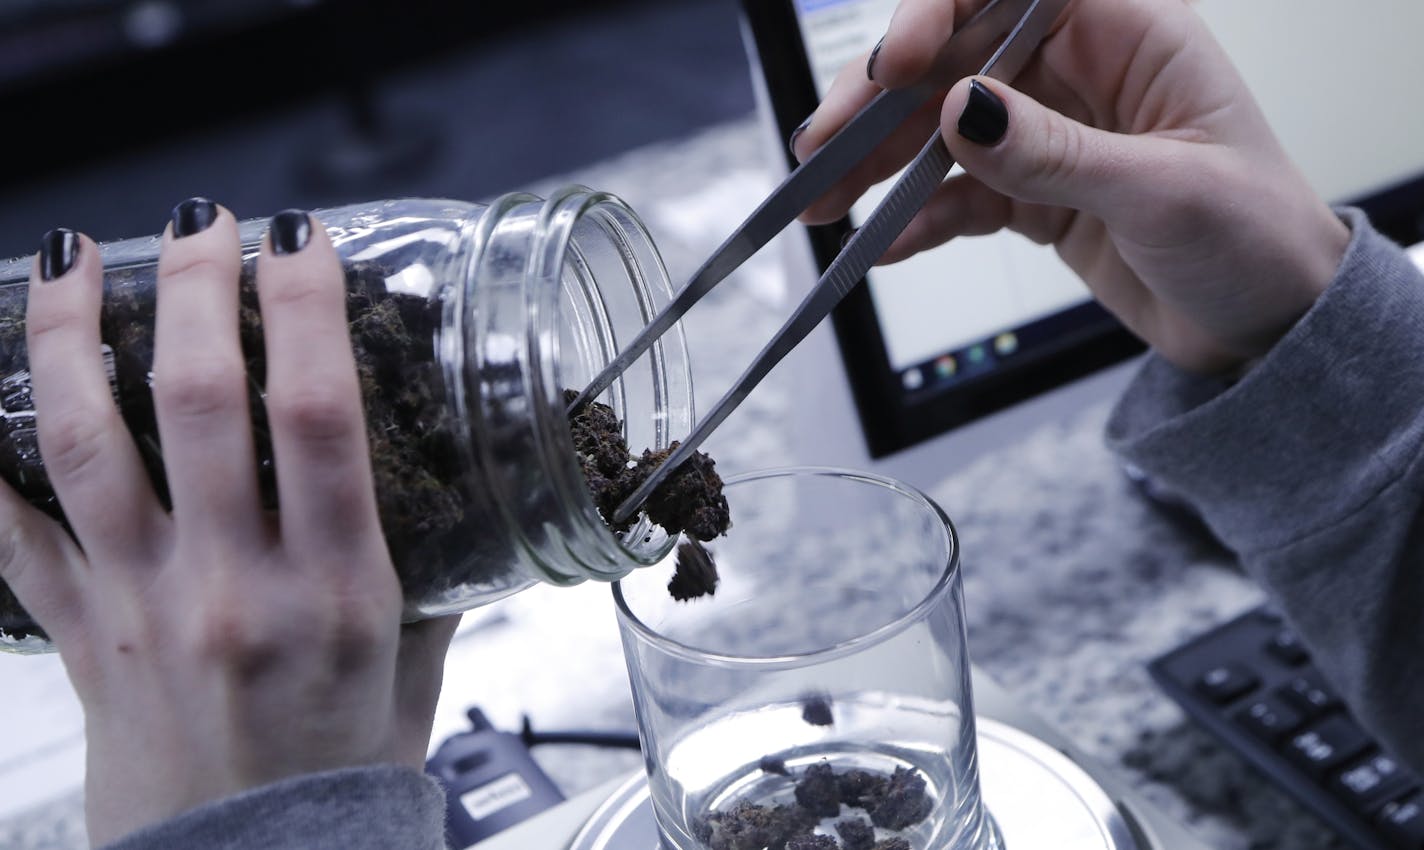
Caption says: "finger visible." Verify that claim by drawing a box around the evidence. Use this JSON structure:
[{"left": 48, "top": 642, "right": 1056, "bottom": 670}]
[
  {"left": 395, "top": 614, "right": 460, "bottom": 713},
  {"left": 879, "top": 171, "right": 1161, "bottom": 350},
  {"left": 255, "top": 211, "right": 380, "bottom": 559},
  {"left": 791, "top": 50, "right": 885, "bottom": 164},
  {"left": 870, "top": 0, "right": 967, "bottom": 88},
  {"left": 797, "top": 0, "right": 995, "bottom": 158},
  {"left": 880, "top": 175, "right": 1011, "bottom": 265},
  {"left": 798, "top": 0, "right": 1098, "bottom": 225},
  {"left": 941, "top": 75, "right": 1160, "bottom": 220},
  {"left": 27, "top": 230, "right": 166, "bottom": 563},
  {"left": 879, "top": 173, "right": 1073, "bottom": 265},
  {"left": 152, "top": 199, "right": 264, "bottom": 543},
  {"left": 792, "top": 0, "right": 964, "bottom": 224},
  {"left": 798, "top": 98, "right": 945, "bottom": 225},
  {"left": 0, "top": 487, "right": 86, "bottom": 645},
  {"left": 393, "top": 614, "right": 461, "bottom": 765}
]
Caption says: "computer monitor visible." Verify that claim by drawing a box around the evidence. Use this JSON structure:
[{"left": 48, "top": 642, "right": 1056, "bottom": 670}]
[{"left": 740, "top": 0, "right": 1424, "bottom": 465}]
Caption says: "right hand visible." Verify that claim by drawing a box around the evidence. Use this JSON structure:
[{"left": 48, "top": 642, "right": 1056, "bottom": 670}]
[{"left": 794, "top": 0, "right": 1351, "bottom": 375}]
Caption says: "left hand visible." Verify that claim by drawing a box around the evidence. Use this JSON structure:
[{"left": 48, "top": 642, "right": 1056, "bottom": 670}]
[{"left": 0, "top": 202, "right": 458, "bottom": 846}]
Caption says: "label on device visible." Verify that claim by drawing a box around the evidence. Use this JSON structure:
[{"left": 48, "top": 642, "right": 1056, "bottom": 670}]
[{"left": 460, "top": 772, "right": 533, "bottom": 821}]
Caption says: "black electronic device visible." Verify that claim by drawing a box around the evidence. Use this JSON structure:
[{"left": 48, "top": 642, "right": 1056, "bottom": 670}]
[
  {"left": 426, "top": 708, "right": 567, "bottom": 849},
  {"left": 1149, "top": 606, "right": 1424, "bottom": 850}
]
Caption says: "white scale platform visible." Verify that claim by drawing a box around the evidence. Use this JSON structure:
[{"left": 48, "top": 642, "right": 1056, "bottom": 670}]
[
  {"left": 569, "top": 717, "right": 1141, "bottom": 850},
  {"left": 473, "top": 670, "right": 1213, "bottom": 850}
]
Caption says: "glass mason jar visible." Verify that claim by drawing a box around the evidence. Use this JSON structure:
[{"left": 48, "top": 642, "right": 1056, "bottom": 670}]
[{"left": 0, "top": 188, "right": 693, "bottom": 653}]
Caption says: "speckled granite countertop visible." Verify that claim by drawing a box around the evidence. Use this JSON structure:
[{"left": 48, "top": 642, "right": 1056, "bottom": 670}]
[{"left": 0, "top": 117, "right": 1346, "bottom": 849}]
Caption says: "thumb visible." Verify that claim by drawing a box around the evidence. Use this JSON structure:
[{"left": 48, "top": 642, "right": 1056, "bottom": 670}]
[
  {"left": 392, "top": 613, "right": 461, "bottom": 764},
  {"left": 941, "top": 76, "right": 1149, "bottom": 218}
]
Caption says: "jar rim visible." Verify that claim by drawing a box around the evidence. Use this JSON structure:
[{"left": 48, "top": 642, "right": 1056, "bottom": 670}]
[
  {"left": 460, "top": 186, "right": 695, "bottom": 585},
  {"left": 610, "top": 466, "right": 963, "bottom": 670}
]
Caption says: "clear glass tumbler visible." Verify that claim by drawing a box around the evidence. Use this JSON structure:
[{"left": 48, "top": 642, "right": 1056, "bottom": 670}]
[{"left": 613, "top": 467, "right": 1001, "bottom": 850}]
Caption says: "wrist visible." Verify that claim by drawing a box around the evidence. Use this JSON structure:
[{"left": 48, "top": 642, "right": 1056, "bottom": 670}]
[
  {"left": 1227, "top": 203, "right": 1352, "bottom": 377},
  {"left": 1206, "top": 205, "right": 1367, "bottom": 383},
  {"left": 1109, "top": 205, "right": 1424, "bottom": 553},
  {"left": 1295, "top": 205, "right": 1353, "bottom": 307}
]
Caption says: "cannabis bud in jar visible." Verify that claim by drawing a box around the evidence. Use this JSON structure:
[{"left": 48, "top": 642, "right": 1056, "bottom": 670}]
[{"left": 565, "top": 389, "right": 730, "bottom": 601}]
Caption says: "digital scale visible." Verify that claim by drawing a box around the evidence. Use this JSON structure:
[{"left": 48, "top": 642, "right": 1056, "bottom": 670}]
[{"left": 474, "top": 669, "right": 1211, "bottom": 850}]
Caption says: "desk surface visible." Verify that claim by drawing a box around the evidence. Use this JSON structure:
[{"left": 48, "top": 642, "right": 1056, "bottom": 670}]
[{"left": 0, "top": 117, "right": 1346, "bottom": 850}]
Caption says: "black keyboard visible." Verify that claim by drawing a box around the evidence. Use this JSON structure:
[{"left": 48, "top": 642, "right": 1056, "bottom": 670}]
[{"left": 1149, "top": 606, "right": 1424, "bottom": 849}]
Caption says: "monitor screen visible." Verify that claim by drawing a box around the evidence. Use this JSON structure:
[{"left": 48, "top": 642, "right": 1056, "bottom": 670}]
[{"left": 742, "top": 0, "right": 1424, "bottom": 457}]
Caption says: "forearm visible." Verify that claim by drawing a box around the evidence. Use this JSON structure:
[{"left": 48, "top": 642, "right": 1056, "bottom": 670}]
[
  {"left": 96, "top": 765, "right": 447, "bottom": 850},
  {"left": 1107, "top": 207, "right": 1424, "bottom": 769}
]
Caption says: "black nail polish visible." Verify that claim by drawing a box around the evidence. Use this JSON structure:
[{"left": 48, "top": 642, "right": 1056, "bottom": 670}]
[
  {"left": 270, "top": 209, "right": 312, "bottom": 255},
  {"left": 866, "top": 36, "right": 885, "bottom": 81},
  {"left": 958, "top": 80, "right": 1009, "bottom": 146},
  {"left": 39, "top": 228, "right": 79, "bottom": 282},
  {"left": 171, "top": 197, "right": 217, "bottom": 239},
  {"left": 788, "top": 117, "right": 811, "bottom": 158}
]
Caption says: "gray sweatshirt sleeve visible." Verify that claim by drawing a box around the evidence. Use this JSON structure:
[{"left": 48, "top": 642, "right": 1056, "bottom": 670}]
[
  {"left": 1106, "top": 207, "right": 1424, "bottom": 771},
  {"left": 97, "top": 764, "right": 447, "bottom": 850}
]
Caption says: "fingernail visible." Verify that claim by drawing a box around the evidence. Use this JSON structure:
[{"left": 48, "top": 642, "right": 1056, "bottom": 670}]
[
  {"left": 840, "top": 228, "right": 859, "bottom": 249},
  {"left": 866, "top": 36, "right": 885, "bottom": 81},
  {"left": 39, "top": 228, "right": 79, "bottom": 282},
  {"left": 958, "top": 80, "right": 1008, "bottom": 146},
  {"left": 171, "top": 197, "right": 217, "bottom": 239},
  {"left": 270, "top": 209, "right": 312, "bottom": 255},
  {"left": 788, "top": 117, "right": 811, "bottom": 158}
]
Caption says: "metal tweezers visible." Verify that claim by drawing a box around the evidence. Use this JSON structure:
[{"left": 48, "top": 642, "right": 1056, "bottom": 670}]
[{"left": 572, "top": 0, "right": 1068, "bottom": 525}]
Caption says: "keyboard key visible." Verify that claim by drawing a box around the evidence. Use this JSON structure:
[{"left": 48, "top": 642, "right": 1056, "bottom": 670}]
[
  {"left": 1265, "top": 630, "right": 1309, "bottom": 666},
  {"left": 1332, "top": 751, "right": 1419, "bottom": 817},
  {"left": 1278, "top": 671, "right": 1342, "bottom": 719},
  {"left": 1234, "top": 695, "right": 1304, "bottom": 743},
  {"left": 1376, "top": 793, "right": 1424, "bottom": 848},
  {"left": 1283, "top": 715, "right": 1373, "bottom": 779},
  {"left": 1195, "top": 663, "right": 1259, "bottom": 704}
]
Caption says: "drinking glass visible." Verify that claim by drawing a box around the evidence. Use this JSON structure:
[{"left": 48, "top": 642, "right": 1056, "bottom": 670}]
[{"left": 613, "top": 467, "right": 1001, "bottom": 850}]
